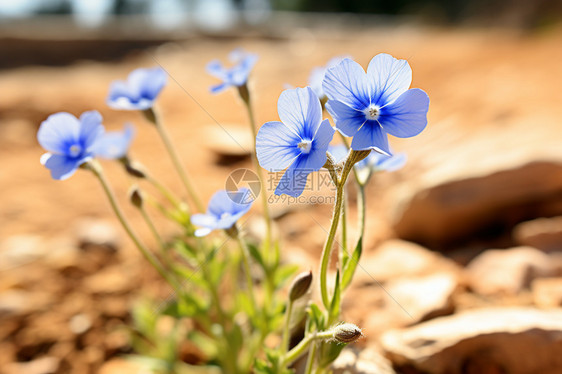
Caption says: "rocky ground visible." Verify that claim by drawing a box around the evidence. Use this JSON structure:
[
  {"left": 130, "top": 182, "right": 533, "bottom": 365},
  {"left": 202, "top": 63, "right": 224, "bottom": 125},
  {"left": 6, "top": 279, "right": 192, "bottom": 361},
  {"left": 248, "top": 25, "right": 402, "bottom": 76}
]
[{"left": 1, "top": 24, "right": 562, "bottom": 373}]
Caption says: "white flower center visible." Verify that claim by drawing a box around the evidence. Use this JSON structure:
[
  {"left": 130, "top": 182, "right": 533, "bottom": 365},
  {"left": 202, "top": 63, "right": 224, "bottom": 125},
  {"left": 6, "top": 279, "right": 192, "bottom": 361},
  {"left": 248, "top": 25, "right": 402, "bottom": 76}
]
[
  {"left": 297, "top": 140, "right": 312, "bottom": 154},
  {"left": 69, "top": 144, "right": 82, "bottom": 157},
  {"left": 364, "top": 104, "right": 380, "bottom": 120}
]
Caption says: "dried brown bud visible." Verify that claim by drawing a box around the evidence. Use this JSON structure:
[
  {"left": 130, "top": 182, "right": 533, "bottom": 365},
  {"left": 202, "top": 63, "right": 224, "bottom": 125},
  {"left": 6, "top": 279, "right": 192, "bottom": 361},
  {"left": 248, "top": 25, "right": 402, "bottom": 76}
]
[
  {"left": 332, "top": 323, "right": 363, "bottom": 344},
  {"left": 289, "top": 271, "right": 313, "bottom": 301},
  {"left": 129, "top": 186, "right": 143, "bottom": 209}
]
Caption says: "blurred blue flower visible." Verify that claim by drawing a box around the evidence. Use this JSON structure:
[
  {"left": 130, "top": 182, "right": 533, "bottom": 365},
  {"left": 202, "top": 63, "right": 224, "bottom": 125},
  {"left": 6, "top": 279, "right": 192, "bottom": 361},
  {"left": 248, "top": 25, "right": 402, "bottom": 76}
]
[
  {"left": 107, "top": 67, "right": 167, "bottom": 110},
  {"left": 256, "top": 87, "right": 335, "bottom": 197},
  {"left": 323, "top": 54, "right": 429, "bottom": 155},
  {"left": 329, "top": 144, "right": 407, "bottom": 184},
  {"left": 92, "top": 123, "right": 135, "bottom": 159},
  {"left": 308, "top": 56, "right": 349, "bottom": 100},
  {"left": 38, "top": 111, "right": 104, "bottom": 180},
  {"left": 191, "top": 188, "right": 253, "bottom": 237},
  {"left": 207, "top": 49, "right": 258, "bottom": 94}
]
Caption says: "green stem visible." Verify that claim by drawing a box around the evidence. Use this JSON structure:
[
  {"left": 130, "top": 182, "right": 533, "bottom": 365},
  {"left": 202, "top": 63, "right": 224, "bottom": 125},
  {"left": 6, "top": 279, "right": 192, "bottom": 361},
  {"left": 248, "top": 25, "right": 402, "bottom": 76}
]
[
  {"left": 145, "top": 108, "right": 204, "bottom": 212},
  {"left": 233, "top": 227, "right": 258, "bottom": 316},
  {"left": 304, "top": 341, "right": 317, "bottom": 374},
  {"left": 88, "top": 161, "right": 181, "bottom": 293},
  {"left": 281, "top": 300, "right": 294, "bottom": 355},
  {"left": 240, "top": 91, "right": 273, "bottom": 257},
  {"left": 282, "top": 331, "right": 332, "bottom": 367}
]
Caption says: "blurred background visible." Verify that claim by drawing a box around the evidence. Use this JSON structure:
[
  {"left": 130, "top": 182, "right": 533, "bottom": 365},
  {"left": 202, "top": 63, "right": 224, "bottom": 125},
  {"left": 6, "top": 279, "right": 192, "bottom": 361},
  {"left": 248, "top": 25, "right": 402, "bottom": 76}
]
[{"left": 1, "top": 1, "right": 562, "bottom": 373}]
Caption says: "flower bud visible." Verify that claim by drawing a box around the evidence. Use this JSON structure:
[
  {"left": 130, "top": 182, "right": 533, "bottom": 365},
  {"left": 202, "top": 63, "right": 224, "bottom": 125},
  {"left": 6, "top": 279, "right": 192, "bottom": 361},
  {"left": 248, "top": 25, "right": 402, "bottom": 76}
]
[
  {"left": 289, "top": 271, "right": 313, "bottom": 302},
  {"left": 332, "top": 323, "right": 363, "bottom": 344},
  {"left": 123, "top": 159, "right": 146, "bottom": 179},
  {"left": 129, "top": 186, "right": 143, "bottom": 209}
]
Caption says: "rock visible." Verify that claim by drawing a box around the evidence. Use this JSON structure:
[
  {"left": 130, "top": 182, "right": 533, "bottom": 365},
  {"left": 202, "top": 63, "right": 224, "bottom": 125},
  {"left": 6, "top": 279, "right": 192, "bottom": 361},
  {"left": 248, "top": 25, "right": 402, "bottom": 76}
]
[
  {"left": 0, "top": 235, "right": 45, "bottom": 271},
  {"left": 3, "top": 356, "right": 59, "bottom": 374},
  {"left": 532, "top": 277, "right": 562, "bottom": 308},
  {"left": 383, "top": 272, "right": 458, "bottom": 324},
  {"left": 69, "top": 313, "right": 92, "bottom": 335},
  {"left": 354, "top": 240, "right": 460, "bottom": 286},
  {"left": 0, "top": 291, "right": 52, "bottom": 317},
  {"left": 82, "top": 266, "right": 133, "bottom": 294},
  {"left": 381, "top": 307, "right": 562, "bottom": 374},
  {"left": 204, "top": 125, "right": 253, "bottom": 163},
  {"left": 98, "top": 358, "right": 145, "bottom": 374},
  {"left": 513, "top": 216, "right": 562, "bottom": 252},
  {"left": 332, "top": 347, "right": 396, "bottom": 374},
  {"left": 466, "top": 246, "right": 556, "bottom": 296},
  {"left": 74, "top": 218, "right": 121, "bottom": 253},
  {"left": 390, "top": 118, "right": 562, "bottom": 248}
]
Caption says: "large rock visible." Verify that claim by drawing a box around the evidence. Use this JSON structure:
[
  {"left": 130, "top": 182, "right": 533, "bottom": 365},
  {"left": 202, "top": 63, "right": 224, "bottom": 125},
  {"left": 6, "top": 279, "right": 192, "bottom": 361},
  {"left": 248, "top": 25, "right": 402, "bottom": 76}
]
[
  {"left": 390, "top": 119, "right": 562, "bottom": 247},
  {"left": 466, "top": 246, "right": 556, "bottom": 296},
  {"left": 513, "top": 216, "right": 562, "bottom": 252},
  {"left": 332, "top": 347, "right": 396, "bottom": 374},
  {"left": 532, "top": 277, "right": 562, "bottom": 308},
  {"left": 381, "top": 307, "right": 562, "bottom": 374},
  {"left": 354, "top": 240, "right": 460, "bottom": 286}
]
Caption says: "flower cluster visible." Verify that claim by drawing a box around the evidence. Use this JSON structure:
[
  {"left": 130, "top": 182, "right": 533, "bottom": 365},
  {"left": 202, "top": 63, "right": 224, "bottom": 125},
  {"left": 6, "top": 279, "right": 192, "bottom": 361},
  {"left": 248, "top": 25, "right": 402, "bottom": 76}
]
[
  {"left": 256, "top": 53, "right": 428, "bottom": 196},
  {"left": 207, "top": 49, "right": 258, "bottom": 94}
]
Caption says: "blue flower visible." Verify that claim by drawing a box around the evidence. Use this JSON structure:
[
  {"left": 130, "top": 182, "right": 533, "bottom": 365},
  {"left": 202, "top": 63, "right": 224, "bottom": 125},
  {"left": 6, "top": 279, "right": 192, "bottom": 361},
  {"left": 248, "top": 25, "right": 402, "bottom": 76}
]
[
  {"left": 323, "top": 54, "right": 429, "bottom": 155},
  {"left": 92, "top": 123, "right": 135, "bottom": 159},
  {"left": 308, "top": 56, "right": 350, "bottom": 100},
  {"left": 207, "top": 49, "right": 258, "bottom": 94},
  {"left": 38, "top": 111, "right": 104, "bottom": 180},
  {"left": 190, "top": 188, "right": 253, "bottom": 237},
  {"left": 256, "top": 87, "right": 335, "bottom": 197},
  {"left": 107, "top": 67, "right": 167, "bottom": 110}
]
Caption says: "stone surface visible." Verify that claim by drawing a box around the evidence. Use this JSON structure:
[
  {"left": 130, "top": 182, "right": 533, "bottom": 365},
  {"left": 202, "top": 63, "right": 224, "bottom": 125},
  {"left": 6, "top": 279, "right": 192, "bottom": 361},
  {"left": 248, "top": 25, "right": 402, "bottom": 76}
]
[
  {"left": 532, "top": 277, "right": 562, "bottom": 308},
  {"left": 332, "top": 347, "right": 396, "bottom": 374},
  {"left": 0, "top": 235, "right": 46, "bottom": 271},
  {"left": 384, "top": 272, "right": 458, "bottom": 324},
  {"left": 513, "top": 216, "right": 562, "bottom": 252},
  {"left": 466, "top": 246, "right": 556, "bottom": 296},
  {"left": 98, "top": 358, "right": 145, "bottom": 374},
  {"left": 390, "top": 117, "right": 562, "bottom": 247},
  {"left": 381, "top": 307, "right": 562, "bottom": 374},
  {"left": 3, "top": 356, "right": 60, "bottom": 374},
  {"left": 354, "top": 240, "right": 460, "bottom": 286},
  {"left": 203, "top": 125, "right": 253, "bottom": 157},
  {"left": 74, "top": 218, "right": 121, "bottom": 253}
]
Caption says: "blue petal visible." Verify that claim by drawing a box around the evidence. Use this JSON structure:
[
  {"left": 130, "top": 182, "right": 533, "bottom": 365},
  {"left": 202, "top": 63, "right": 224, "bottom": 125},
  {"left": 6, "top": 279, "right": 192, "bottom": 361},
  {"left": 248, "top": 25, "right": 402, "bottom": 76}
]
[
  {"left": 207, "top": 60, "right": 226, "bottom": 79},
  {"left": 367, "top": 53, "right": 412, "bottom": 105},
  {"left": 195, "top": 228, "right": 213, "bottom": 237},
  {"left": 350, "top": 122, "right": 391, "bottom": 155},
  {"left": 107, "top": 81, "right": 135, "bottom": 102},
  {"left": 207, "top": 189, "right": 252, "bottom": 219},
  {"left": 93, "top": 123, "right": 135, "bottom": 159},
  {"left": 307, "top": 119, "right": 335, "bottom": 168},
  {"left": 128, "top": 67, "right": 166, "bottom": 101},
  {"left": 325, "top": 99, "right": 365, "bottom": 137},
  {"left": 256, "top": 121, "right": 301, "bottom": 171},
  {"left": 379, "top": 88, "right": 429, "bottom": 138},
  {"left": 274, "top": 155, "right": 312, "bottom": 197},
  {"left": 210, "top": 82, "right": 229, "bottom": 94},
  {"left": 191, "top": 213, "right": 218, "bottom": 229},
  {"left": 79, "top": 111, "right": 104, "bottom": 149},
  {"left": 322, "top": 58, "right": 371, "bottom": 110},
  {"left": 277, "top": 87, "right": 322, "bottom": 140},
  {"left": 41, "top": 153, "right": 82, "bottom": 180},
  {"left": 37, "top": 112, "right": 81, "bottom": 154},
  {"left": 139, "top": 67, "right": 167, "bottom": 101}
]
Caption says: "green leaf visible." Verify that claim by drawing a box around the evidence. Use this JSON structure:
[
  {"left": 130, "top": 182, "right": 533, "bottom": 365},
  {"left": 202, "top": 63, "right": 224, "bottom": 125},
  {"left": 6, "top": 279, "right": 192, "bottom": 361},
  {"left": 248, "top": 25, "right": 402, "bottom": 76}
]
[
  {"left": 341, "top": 236, "right": 362, "bottom": 290},
  {"left": 247, "top": 242, "right": 266, "bottom": 269},
  {"left": 308, "top": 303, "right": 325, "bottom": 330},
  {"left": 318, "top": 341, "right": 346, "bottom": 368}
]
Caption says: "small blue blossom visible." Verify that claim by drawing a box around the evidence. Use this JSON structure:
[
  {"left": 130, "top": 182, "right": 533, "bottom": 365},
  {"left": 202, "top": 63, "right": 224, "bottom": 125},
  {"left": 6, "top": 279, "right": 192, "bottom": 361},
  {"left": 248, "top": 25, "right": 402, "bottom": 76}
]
[
  {"left": 191, "top": 188, "right": 253, "bottom": 237},
  {"left": 38, "top": 111, "right": 104, "bottom": 180},
  {"left": 92, "top": 123, "right": 135, "bottom": 159},
  {"left": 207, "top": 49, "right": 258, "bottom": 94},
  {"left": 308, "top": 56, "right": 350, "bottom": 100},
  {"left": 256, "top": 87, "right": 335, "bottom": 197},
  {"left": 323, "top": 54, "right": 429, "bottom": 154},
  {"left": 107, "top": 67, "right": 167, "bottom": 110}
]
